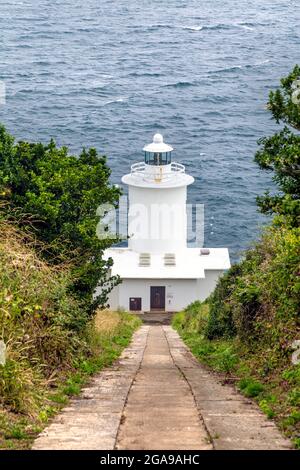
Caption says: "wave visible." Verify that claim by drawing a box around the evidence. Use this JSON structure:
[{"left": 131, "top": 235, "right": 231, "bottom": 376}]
[
  {"left": 207, "top": 65, "right": 243, "bottom": 74},
  {"left": 163, "top": 81, "right": 195, "bottom": 88},
  {"left": 158, "top": 23, "right": 231, "bottom": 32},
  {"left": 178, "top": 22, "right": 257, "bottom": 33},
  {"left": 131, "top": 23, "right": 173, "bottom": 32},
  {"left": 182, "top": 23, "right": 233, "bottom": 32},
  {"left": 131, "top": 21, "right": 258, "bottom": 34},
  {"left": 182, "top": 25, "right": 203, "bottom": 31},
  {"left": 207, "top": 59, "right": 270, "bottom": 74},
  {"left": 127, "top": 72, "right": 162, "bottom": 78},
  {"left": 238, "top": 24, "right": 254, "bottom": 31},
  {"left": 103, "top": 97, "right": 128, "bottom": 106}
]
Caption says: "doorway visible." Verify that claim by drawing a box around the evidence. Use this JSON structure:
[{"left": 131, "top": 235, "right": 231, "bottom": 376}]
[
  {"left": 150, "top": 286, "right": 166, "bottom": 311},
  {"left": 129, "top": 297, "right": 142, "bottom": 311}
]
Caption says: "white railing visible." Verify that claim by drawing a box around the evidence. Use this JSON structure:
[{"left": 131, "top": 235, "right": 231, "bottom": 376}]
[
  {"left": 131, "top": 162, "right": 146, "bottom": 174},
  {"left": 130, "top": 162, "right": 185, "bottom": 182}
]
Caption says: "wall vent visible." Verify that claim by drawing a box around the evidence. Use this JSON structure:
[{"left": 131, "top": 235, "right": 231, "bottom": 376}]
[
  {"left": 139, "top": 252, "right": 151, "bottom": 266},
  {"left": 164, "top": 253, "right": 176, "bottom": 266}
]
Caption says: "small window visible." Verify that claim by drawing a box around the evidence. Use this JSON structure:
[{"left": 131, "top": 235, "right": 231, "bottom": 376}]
[
  {"left": 144, "top": 152, "right": 171, "bottom": 166},
  {"left": 129, "top": 297, "right": 142, "bottom": 311}
]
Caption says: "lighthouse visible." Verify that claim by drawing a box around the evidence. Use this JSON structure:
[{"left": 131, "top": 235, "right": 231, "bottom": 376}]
[
  {"left": 101, "top": 134, "right": 230, "bottom": 312},
  {"left": 123, "top": 133, "right": 194, "bottom": 254}
]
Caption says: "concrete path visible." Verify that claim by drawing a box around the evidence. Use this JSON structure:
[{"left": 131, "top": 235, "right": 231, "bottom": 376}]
[
  {"left": 33, "top": 325, "right": 291, "bottom": 450},
  {"left": 116, "top": 325, "right": 210, "bottom": 450}
]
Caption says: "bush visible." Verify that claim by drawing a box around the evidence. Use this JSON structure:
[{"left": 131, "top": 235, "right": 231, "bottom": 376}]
[
  {"left": 205, "top": 225, "right": 300, "bottom": 347},
  {"left": 0, "top": 222, "right": 141, "bottom": 448},
  {"left": 205, "top": 264, "right": 241, "bottom": 339},
  {"left": 0, "top": 125, "right": 121, "bottom": 314},
  {"left": 239, "top": 378, "right": 264, "bottom": 397},
  {"left": 0, "top": 222, "right": 89, "bottom": 414},
  {"left": 259, "top": 399, "right": 276, "bottom": 419}
]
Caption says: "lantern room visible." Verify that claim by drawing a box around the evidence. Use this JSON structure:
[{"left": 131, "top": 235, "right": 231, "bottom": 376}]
[{"left": 143, "top": 133, "right": 173, "bottom": 166}]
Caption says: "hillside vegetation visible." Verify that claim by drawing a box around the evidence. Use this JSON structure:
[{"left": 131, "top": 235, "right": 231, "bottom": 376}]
[
  {"left": 173, "top": 225, "right": 300, "bottom": 446},
  {"left": 0, "top": 222, "right": 140, "bottom": 449},
  {"left": 173, "top": 67, "right": 300, "bottom": 448},
  {"left": 0, "top": 125, "right": 121, "bottom": 314},
  {"left": 0, "top": 126, "right": 143, "bottom": 449}
]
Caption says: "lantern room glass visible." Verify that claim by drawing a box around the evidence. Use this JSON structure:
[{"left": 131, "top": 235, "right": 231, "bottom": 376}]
[{"left": 144, "top": 151, "right": 172, "bottom": 165}]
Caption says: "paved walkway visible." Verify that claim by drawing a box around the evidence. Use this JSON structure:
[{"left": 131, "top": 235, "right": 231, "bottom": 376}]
[{"left": 33, "top": 326, "right": 291, "bottom": 450}]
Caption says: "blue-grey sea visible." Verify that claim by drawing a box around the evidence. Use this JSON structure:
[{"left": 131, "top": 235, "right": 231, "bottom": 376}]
[{"left": 0, "top": 0, "right": 299, "bottom": 260}]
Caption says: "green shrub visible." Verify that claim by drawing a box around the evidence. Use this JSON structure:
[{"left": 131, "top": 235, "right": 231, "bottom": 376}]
[
  {"left": 282, "top": 366, "right": 300, "bottom": 385},
  {"left": 239, "top": 378, "right": 264, "bottom": 397},
  {"left": 287, "top": 388, "right": 300, "bottom": 406},
  {"left": 294, "top": 437, "right": 300, "bottom": 449},
  {"left": 173, "top": 66, "right": 300, "bottom": 448},
  {"left": 283, "top": 410, "right": 300, "bottom": 426},
  {"left": 212, "top": 347, "right": 239, "bottom": 373},
  {"left": 0, "top": 222, "right": 141, "bottom": 423},
  {"left": 259, "top": 398, "right": 276, "bottom": 419},
  {"left": 205, "top": 225, "right": 300, "bottom": 346},
  {"left": 0, "top": 359, "right": 42, "bottom": 414},
  {"left": 205, "top": 264, "right": 241, "bottom": 339},
  {"left": 0, "top": 125, "right": 121, "bottom": 314}
]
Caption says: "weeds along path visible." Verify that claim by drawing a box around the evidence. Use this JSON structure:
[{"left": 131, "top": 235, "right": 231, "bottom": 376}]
[{"left": 33, "top": 325, "right": 291, "bottom": 450}]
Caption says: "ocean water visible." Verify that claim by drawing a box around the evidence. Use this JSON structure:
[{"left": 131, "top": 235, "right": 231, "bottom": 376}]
[{"left": 0, "top": 0, "right": 299, "bottom": 261}]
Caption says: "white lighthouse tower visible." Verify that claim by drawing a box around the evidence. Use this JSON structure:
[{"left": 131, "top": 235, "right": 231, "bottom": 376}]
[
  {"left": 123, "top": 133, "right": 194, "bottom": 255},
  {"left": 102, "top": 134, "right": 230, "bottom": 312}
]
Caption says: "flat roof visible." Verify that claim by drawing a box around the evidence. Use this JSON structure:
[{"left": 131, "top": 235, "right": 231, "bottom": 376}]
[{"left": 104, "top": 247, "right": 230, "bottom": 279}]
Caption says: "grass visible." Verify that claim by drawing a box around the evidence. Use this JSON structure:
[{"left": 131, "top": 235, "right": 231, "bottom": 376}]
[
  {"left": 173, "top": 302, "right": 300, "bottom": 449},
  {"left": 238, "top": 377, "right": 264, "bottom": 397},
  {"left": 0, "top": 219, "right": 141, "bottom": 449},
  {"left": 0, "top": 309, "right": 141, "bottom": 449}
]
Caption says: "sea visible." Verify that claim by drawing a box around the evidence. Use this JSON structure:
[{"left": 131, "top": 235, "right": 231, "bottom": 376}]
[{"left": 0, "top": 0, "right": 299, "bottom": 261}]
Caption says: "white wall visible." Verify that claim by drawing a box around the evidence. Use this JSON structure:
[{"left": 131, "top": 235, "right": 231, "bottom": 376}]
[
  {"left": 197, "top": 270, "right": 224, "bottom": 300},
  {"left": 128, "top": 185, "right": 188, "bottom": 254},
  {"left": 104, "top": 270, "right": 224, "bottom": 312}
]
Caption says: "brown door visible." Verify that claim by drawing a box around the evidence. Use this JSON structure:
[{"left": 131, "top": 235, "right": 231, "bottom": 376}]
[
  {"left": 150, "top": 286, "right": 166, "bottom": 310},
  {"left": 129, "top": 297, "right": 142, "bottom": 311}
]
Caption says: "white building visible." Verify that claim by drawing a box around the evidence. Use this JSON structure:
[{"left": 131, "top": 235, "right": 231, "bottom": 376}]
[{"left": 102, "top": 134, "right": 230, "bottom": 312}]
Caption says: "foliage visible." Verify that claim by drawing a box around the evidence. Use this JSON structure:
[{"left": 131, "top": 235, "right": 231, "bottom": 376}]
[
  {"left": 173, "top": 302, "right": 239, "bottom": 374},
  {"left": 205, "top": 265, "right": 241, "bottom": 339},
  {"left": 267, "top": 64, "right": 300, "bottom": 130},
  {"left": 238, "top": 377, "right": 264, "bottom": 398},
  {"left": 255, "top": 65, "right": 300, "bottom": 226},
  {"left": 173, "top": 224, "right": 300, "bottom": 445},
  {"left": 259, "top": 398, "right": 276, "bottom": 419},
  {"left": 0, "top": 220, "right": 141, "bottom": 448},
  {"left": 173, "top": 66, "right": 300, "bottom": 447},
  {"left": 173, "top": 297, "right": 300, "bottom": 445},
  {"left": 204, "top": 225, "right": 300, "bottom": 344},
  {"left": 0, "top": 125, "right": 121, "bottom": 313}
]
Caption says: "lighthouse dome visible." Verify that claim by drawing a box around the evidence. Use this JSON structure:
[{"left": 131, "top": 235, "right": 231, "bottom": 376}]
[
  {"left": 143, "top": 133, "right": 173, "bottom": 153},
  {"left": 153, "top": 133, "right": 163, "bottom": 143}
]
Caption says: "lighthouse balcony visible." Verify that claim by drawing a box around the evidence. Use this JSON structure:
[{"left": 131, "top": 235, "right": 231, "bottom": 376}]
[{"left": 130, "top": 161, "right": 185, "bottom": 183}]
